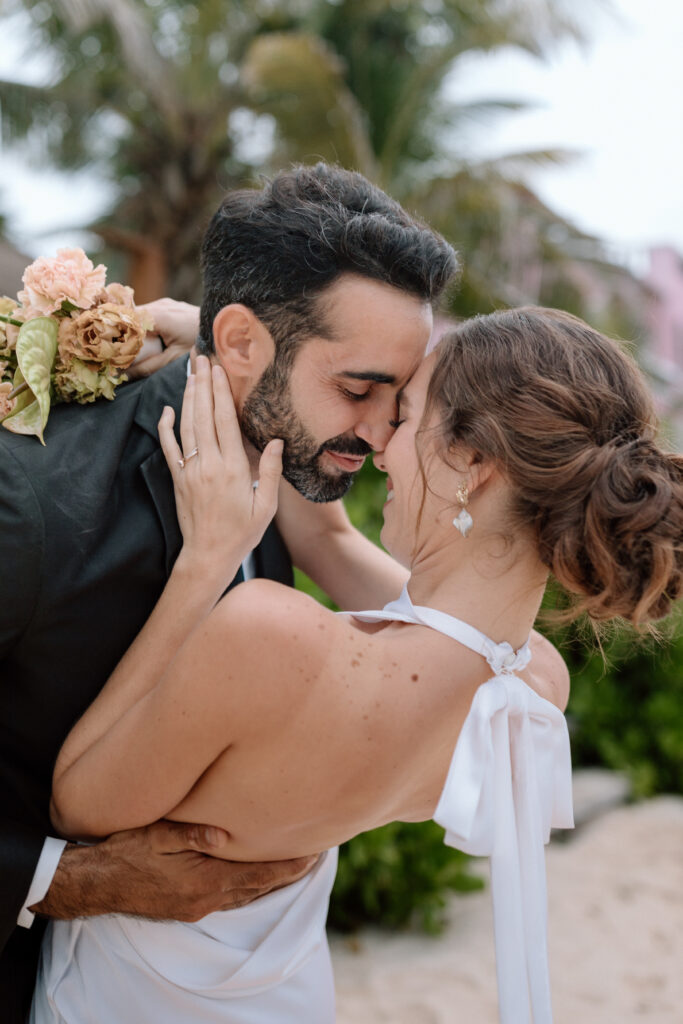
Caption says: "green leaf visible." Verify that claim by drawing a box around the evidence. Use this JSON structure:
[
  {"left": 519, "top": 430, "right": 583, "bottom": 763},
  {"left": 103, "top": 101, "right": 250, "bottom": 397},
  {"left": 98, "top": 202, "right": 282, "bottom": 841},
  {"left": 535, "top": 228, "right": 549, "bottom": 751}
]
[{"left": 1, "top": 317, "right": 58, "bottom": 444}]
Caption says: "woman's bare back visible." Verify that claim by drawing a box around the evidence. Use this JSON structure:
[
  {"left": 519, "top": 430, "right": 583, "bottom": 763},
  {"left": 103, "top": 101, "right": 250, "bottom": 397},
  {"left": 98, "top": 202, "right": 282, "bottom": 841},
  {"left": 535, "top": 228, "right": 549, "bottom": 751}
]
[{"left": 164, "top": 580, "right": 566, "bottom": 861}]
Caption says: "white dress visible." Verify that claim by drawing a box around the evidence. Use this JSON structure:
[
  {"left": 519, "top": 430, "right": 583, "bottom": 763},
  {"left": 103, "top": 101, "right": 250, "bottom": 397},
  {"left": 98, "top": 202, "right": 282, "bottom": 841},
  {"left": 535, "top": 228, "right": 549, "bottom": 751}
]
[{"left": 32, "top": 586, "right": 573, "bottom": 1024}]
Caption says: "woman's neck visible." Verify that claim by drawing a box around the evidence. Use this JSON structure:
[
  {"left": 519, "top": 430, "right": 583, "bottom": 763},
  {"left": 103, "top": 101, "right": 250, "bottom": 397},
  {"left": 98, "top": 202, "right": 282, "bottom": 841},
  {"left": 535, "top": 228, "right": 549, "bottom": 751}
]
[{"left": 405, "top": 535, "right": 548, "bottom": 649}]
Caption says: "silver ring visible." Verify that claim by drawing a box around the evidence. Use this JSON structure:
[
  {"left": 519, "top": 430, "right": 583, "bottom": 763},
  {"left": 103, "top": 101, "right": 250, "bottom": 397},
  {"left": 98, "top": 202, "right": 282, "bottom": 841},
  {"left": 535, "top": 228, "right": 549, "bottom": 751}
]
[{"left": 178, "top": 446, "right": 199, "bottom": 469}]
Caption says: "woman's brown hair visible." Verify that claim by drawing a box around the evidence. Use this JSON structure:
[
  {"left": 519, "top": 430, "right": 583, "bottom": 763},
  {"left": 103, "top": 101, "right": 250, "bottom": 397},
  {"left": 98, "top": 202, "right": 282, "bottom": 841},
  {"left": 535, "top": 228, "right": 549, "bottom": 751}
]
[{"left": 427, "top": 307, "right": 683, "bottom": 626}]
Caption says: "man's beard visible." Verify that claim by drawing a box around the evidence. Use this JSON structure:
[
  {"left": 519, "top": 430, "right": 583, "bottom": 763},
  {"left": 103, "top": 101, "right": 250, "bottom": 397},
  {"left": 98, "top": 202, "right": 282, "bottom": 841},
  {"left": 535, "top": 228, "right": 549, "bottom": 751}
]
[{"left": 241, "top": 360, "right": 372, "bottom": 503}]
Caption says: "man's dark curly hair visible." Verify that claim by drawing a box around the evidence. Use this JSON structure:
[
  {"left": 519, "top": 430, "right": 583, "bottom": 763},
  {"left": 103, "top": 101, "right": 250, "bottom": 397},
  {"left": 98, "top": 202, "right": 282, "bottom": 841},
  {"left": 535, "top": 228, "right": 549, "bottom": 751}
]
[{"left": 198, "top": 163, "right": 458, "bottom": 362}]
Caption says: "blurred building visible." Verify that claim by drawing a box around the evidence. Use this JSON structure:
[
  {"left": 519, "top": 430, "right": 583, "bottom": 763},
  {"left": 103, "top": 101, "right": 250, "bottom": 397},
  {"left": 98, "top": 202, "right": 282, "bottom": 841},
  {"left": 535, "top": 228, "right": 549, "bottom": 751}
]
[
  {"left": 0, "top": 236, "right": 28, "bottom": 297},
  {"left": 644, "top": 247, "right": 683, "bottom": 449}
]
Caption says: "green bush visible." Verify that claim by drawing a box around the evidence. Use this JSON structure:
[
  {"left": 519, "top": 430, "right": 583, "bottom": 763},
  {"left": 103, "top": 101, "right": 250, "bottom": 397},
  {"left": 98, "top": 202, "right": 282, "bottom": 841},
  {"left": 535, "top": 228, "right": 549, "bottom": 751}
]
[
  {"left": 329, "top": 821, "right": 483, "bottom": 934},
  {"left": 546, "top": 614, "right": 683, "bottom": 797}
]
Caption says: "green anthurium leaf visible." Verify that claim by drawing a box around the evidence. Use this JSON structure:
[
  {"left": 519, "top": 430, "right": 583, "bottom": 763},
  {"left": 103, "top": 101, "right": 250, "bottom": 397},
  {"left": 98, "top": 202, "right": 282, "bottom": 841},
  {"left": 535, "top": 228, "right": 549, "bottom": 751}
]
[
  {"left": 1, "top": 317, "right": 58, "bottom": 443},
  {"left": 1, "top": 367, "right": 44, "bottom": 441}
]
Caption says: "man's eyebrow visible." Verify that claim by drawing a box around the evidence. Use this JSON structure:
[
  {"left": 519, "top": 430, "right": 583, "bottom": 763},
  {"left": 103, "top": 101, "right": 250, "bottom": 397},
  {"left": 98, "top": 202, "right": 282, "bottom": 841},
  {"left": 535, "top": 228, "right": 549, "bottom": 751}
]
[{"left": 339, "top": 370, "right": 397, "bottom": 385}]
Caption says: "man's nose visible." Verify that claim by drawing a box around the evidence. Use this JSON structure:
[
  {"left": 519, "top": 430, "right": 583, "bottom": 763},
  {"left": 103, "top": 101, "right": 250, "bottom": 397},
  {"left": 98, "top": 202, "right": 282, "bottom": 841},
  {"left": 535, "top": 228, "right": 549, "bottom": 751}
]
[{"left": 354, "top": 414, "right": 395, "bottom": 452}]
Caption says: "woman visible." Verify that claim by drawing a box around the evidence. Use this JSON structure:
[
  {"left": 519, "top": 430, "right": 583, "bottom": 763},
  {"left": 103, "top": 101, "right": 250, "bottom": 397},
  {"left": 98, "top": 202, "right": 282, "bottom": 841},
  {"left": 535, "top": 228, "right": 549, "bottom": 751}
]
[{"left": 32, "top": 308, "right": 682, "bottom": 1024}]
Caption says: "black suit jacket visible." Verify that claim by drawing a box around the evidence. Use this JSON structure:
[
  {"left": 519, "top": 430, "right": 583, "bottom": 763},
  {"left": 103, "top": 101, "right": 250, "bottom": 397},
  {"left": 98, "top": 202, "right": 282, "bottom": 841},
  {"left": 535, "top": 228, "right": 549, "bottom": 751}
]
[{"left": 0, "top": 357, "right": 293, "bottom": 1022}]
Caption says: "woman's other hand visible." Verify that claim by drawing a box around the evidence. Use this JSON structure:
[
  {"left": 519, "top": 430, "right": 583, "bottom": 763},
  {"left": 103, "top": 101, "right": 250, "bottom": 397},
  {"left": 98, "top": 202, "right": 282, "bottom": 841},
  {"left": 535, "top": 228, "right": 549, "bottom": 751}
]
[
  {"left": 128, "top": 299, "right": 200, "bottom": 380},
  {"left": 158, "top": 356, "right": 283, "bottom": 576}
]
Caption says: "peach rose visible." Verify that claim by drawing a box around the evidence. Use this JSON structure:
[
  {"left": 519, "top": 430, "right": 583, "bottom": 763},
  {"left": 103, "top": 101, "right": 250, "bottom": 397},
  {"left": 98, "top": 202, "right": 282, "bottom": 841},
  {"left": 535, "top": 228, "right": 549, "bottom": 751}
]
[
  {"left": 53, "top": 357, "right": 118, "bottom": 404},
  {"left": 0, "top": 381, "right": 15, "bottom": 419},
  {"left": 58, "top": 302, "right": 146, "bottom": 370},
  {"left": 0, "top": 296, "right": 19, "bottom": 356},
  {"left": 101, "top": 282, "right": 135, "bottom": 307},
  {"left": 18, "top": 247, "right": 107, "bottom": 315}
]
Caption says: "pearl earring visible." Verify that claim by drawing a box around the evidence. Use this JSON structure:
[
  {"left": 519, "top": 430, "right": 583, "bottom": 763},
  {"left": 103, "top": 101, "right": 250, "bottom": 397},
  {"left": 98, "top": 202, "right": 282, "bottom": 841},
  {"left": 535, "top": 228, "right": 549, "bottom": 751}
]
[{"left": 453, "top": 484, "right": 473, "bottom": 537}]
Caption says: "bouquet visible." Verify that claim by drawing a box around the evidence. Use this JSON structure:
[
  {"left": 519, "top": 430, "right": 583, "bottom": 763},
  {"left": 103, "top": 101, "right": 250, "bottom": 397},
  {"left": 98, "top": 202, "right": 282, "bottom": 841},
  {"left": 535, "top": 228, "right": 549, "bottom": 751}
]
[{"left": 0, "top": 247, "right": 153, "bottom": 444}]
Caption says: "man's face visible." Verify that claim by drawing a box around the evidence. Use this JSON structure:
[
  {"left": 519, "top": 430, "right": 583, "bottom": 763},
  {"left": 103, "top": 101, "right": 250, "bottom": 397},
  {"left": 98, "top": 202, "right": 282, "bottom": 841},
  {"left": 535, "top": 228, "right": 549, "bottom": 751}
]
[{"left": 241, "top": 275, "right": 433, "bottom": 502}]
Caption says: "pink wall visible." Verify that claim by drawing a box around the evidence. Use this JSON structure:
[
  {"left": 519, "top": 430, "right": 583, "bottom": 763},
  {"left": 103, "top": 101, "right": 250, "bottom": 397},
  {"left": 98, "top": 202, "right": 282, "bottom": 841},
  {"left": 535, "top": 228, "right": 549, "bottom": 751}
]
[{"left": 646, "top": 246, "right": 683, "bottom": 368}]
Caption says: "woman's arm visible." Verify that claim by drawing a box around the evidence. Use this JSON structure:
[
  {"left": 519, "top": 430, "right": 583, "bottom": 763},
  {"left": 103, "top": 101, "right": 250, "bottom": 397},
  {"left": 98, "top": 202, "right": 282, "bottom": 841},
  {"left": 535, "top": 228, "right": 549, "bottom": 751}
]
[
  {"left": 276, "top": 480, "right": 408, "bottom": 611},
  {"left": 51, "top": 358, "right": 283, "bottom": 833},
  {"left": 51, "top": 585, "right": 272, "bottom": 838},
  {"left": 126, "top": 298, "right": 200, "bottom": 380}
]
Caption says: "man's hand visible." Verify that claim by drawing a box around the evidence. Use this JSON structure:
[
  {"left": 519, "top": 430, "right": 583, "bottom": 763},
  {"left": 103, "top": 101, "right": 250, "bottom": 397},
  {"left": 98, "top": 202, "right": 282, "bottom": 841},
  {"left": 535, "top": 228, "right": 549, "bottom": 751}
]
[
  {"left": 31, "top": 821, "right": 317, "bottom": 922},
  {"left": 127, "top": 299, "right": 200, "bottom": 381}
]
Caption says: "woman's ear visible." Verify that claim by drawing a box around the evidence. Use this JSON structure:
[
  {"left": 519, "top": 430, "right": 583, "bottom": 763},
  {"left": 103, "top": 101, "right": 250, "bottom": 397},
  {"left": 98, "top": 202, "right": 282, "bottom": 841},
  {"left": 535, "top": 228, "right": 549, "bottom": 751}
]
[
  {"left": 212, "top": 305, "right": 276, "bottom": 386},
  {"left": 467, "top": 456, "right": 496, "bottom": 497}
]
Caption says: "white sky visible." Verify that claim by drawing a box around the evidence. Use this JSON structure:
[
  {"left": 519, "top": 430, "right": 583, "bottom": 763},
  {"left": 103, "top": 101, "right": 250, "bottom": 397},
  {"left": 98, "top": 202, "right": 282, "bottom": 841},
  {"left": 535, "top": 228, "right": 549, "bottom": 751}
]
[
  {"left": 0, "top": 0, "right": 682, "bottom": 266},
  {"left": 448, "top": 0, "right": 683, "bottom": 268}
]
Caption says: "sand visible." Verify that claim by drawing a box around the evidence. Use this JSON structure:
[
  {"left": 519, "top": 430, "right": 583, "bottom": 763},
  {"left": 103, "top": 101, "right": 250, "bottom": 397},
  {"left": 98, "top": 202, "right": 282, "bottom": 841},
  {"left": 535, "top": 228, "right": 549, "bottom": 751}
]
[{"left": 331, "top": 796, "right": 683, "bottom": 1023}]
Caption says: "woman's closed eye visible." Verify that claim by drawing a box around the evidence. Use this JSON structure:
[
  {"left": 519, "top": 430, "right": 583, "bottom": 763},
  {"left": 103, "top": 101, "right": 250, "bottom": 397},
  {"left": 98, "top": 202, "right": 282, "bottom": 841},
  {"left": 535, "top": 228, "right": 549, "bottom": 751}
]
[{"left": 388, "top": 418, "right": 405, "bottom": 429}]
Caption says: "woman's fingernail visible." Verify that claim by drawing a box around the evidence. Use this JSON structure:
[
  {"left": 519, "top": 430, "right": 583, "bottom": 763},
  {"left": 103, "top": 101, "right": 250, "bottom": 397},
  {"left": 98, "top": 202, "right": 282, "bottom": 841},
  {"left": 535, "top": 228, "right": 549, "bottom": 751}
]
[
  {"left": 272, "top": 439, "right": 284, "bottom": 455},
  {"left": 203, "top": 826, "right": 223, "bottom": 847}
]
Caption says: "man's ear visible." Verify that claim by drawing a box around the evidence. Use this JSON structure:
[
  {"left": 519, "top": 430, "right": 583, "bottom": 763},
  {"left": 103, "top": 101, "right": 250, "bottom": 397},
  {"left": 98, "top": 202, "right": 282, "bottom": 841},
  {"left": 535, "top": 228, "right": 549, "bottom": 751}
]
[{"left": 212, "top": 305, "right": 275, "bottom": 386}]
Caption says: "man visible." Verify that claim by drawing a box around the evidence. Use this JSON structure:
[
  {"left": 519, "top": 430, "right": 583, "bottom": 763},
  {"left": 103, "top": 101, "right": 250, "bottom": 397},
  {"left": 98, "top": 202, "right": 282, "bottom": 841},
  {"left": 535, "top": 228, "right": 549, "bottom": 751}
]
[{"left": 0, "top": 162, "right": 458, "bottom": 1020}]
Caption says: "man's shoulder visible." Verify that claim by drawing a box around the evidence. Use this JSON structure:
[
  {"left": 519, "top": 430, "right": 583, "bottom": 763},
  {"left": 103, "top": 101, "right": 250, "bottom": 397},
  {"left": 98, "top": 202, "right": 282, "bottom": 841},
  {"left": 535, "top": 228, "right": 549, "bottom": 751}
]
[{"left": 0, "top": 358, "right": 188, "bottom": 473}]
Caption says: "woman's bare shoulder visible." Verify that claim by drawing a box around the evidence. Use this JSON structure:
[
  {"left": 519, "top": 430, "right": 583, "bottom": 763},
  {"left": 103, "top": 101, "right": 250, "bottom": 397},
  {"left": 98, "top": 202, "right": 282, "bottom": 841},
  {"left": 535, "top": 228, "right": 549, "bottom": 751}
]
[
  {"left": 527, "top": 629, "right": 571, "bottom": 712},
  {"left": 209, "top": 580, "right": 350, "bottom": 681},
  {"left": 217, "top": 579, "right": 340, "bottom": 633}
]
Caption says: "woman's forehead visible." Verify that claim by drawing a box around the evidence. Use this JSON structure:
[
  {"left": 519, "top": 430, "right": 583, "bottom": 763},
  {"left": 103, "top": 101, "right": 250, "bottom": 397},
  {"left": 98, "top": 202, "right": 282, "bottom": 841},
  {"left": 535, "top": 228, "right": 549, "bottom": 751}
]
[{"left": 400, "top": 351, "right": 437, "bottom": 406}]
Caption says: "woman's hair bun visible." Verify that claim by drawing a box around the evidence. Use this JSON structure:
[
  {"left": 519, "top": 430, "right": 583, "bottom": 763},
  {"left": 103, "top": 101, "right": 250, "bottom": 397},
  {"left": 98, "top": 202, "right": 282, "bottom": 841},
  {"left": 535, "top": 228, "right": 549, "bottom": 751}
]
[
  {"left": 427, "top": 307, "right": 683, "bottom": 627},
  {"left": 542, "top": 437, "right": 683, "bottom": 625}
]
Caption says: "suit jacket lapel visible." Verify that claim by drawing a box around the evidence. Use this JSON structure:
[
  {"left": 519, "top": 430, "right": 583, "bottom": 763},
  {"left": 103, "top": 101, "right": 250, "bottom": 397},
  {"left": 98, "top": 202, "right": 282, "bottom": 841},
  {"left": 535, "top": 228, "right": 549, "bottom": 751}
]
[
  {"left": 253, "top": 521, "right": 294, "bottom": 587},
  {"left": 140, "top": 447, "right": 183, "bottom": 576},
  {"left": 134, "top": 358, "right": 187, "bottom": 576}
]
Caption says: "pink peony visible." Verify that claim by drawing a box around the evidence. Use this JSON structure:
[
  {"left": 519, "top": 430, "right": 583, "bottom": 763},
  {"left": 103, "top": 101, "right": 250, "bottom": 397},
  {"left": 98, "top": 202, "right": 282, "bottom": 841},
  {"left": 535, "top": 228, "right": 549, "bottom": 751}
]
[{"left": 18, "top": 248, "right": 107, "bottom": 315}]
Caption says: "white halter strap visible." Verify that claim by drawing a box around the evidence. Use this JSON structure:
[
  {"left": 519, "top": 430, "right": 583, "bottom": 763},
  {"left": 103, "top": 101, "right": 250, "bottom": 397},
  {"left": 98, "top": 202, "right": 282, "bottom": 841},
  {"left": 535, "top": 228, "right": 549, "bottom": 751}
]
[
  {"left": 376, "top": 586, "right": 533, "bottom": 676},
  {"left": 351, "top": 585, "right": 574, "bottom": 1024}
]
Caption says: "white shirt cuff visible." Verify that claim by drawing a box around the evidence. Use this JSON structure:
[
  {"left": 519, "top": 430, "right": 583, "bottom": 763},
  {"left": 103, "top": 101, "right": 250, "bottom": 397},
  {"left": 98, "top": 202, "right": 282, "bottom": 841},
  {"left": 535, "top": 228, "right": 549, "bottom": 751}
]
[
  {"left": 241, "top": 551, "right": 256, "bottom": 581},
  {"left": 17, "top": 836, "right": 67, "bottom": 928}
]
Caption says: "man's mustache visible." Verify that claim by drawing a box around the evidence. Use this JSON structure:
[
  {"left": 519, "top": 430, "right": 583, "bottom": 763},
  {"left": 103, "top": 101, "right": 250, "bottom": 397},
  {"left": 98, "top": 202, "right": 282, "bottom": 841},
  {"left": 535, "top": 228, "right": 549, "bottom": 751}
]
[{"left": 317, "top": 435, "right": 373, "bottom": 457}]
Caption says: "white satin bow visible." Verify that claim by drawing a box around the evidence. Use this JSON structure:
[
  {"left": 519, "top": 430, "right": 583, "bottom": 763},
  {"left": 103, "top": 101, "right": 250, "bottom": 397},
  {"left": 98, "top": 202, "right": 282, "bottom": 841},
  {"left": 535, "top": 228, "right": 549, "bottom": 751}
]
[
  {"left": 434, "top": 675, "right": 574, "bottom": 1023},
  {"left": 351, "top": 587, "right": 574, "bottom": 1024}
]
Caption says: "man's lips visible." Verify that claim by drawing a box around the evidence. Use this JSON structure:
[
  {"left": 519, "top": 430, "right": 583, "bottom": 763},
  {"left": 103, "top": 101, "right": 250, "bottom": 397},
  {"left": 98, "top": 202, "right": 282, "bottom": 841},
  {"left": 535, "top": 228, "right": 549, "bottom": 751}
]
[{"left": 324, "top": 450, "right": 367, "bottom": 473}]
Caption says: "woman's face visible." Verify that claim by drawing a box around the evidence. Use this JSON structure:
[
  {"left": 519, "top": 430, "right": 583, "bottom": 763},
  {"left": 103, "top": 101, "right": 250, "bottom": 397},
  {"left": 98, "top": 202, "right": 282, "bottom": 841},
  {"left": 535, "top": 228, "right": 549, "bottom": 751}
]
[{"left": 374, "top": 352, "right": 457, "bottom": 567}]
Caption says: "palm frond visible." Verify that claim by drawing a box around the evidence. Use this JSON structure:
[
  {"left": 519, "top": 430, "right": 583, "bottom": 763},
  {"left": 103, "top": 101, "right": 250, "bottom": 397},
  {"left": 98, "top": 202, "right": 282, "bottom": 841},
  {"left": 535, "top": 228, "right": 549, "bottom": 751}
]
[
  {"left": 470, "top": 146, "right": 580, "bottom": 174},
  {"left": 242, "top": 32, "right": 377, "bottom": 176},
  {"left": 48, "top": 0, "right": 183, "bottom": 127},
  {"left": 0, "top": 79, "right": 57, "bottom": 141}
]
